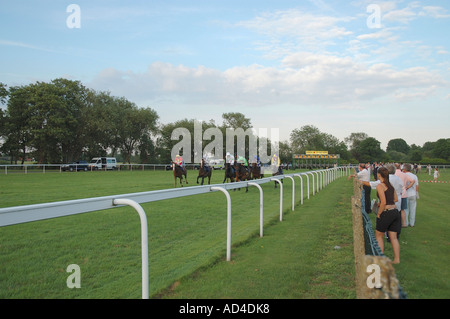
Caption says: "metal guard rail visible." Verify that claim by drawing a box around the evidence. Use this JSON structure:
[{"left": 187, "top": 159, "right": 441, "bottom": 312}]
[{"left": 0, "top": 167, "right": 349, "bottom": 298}]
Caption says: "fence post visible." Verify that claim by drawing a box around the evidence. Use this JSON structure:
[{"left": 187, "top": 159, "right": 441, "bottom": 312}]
[
  {"left": 294, "top": 174, "right": 303, "bottom": 205},
  {"left": 308, "top": 172, "right": 315, "bottom": 196},
  {"left": 248, "top": 182, "right": 264, "bottom": 238},
  {"left": 286, "top": 176, "right": 295, "bottom": 211},
  {"left": 210, "top": 186, "right": 232, "bottom": 261},
  {"left": 112, "top": 198, "right": 149, "bottom": 299},
  {"left": 271, "top": 178, "right": 283, "bottom": 221},
  {"left": 305, "top": 173, "right": 310, "bottom": 199}
]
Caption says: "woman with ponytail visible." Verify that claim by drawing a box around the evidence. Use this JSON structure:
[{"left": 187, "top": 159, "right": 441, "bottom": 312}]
[{"left": 374, "top": 167, "right": 401, "bottom": 264}]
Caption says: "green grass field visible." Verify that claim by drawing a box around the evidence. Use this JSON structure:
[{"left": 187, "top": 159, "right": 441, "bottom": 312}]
[{"left": 0, "top": 168, "right": 448, "bottom": 298}]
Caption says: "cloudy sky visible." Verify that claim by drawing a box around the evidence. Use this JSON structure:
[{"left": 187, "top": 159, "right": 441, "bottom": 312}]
[{"left": 1, "top": 0, "right": 449, "bottom": 149}]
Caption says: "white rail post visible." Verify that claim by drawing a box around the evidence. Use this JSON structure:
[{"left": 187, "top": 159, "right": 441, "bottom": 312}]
[
  {"left": 305, "top": 173, "right": 310, "bottom": 199},
  {"left": 294, "top": 174, "right": 303, "bottom": 205},
  {"left": 285, "top": 176, "right": 295, "bottom": 211},
  {"left": 248, "top": 182, "right": 264, "bottom": 238},
  {"left": 271, "top": 178, "right": 283, "bottom": 221},
  {"left": 210, "top": 187, "right": 232, "bottom": 261},
  {"left": 313, "top": 171, "right": 319, "bottom": 193},
  {"left": 318, "top": 170, "right": 323, "bottom": 190},
  {"left": 307, "top": 172, "right": 315, "bottom": 196},
  {"left": 112, "top": 198, "right": 149, "bottom": 299}
]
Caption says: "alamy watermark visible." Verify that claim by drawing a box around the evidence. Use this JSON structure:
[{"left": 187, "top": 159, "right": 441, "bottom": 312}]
[
  {"left": 66, "top": 264, "right": 81, "bottom": 288},
  {"left": 367, "top": 4, "right": 382, "bottom": 29},
  {"left": 366, "top": 263, "right": 382, "bottom": 289},
  {"left": 66, "top": 4, "right": 81, "bottom": 29},
  {"left": 171, "top": 120, "right": 279, "bottom": 165}
]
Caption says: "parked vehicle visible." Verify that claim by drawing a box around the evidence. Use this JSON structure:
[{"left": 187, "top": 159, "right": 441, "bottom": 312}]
[
  {"left": 62, "top": 161, "right": 89, "bottom": 172},
  {"left": 88, "top": 157, "right": 117, "bottom": 170},
  {"left": 210, "top": 159, "right": 225, "bottom": 170}
]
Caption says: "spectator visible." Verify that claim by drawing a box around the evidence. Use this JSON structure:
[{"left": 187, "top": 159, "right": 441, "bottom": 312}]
[
  {"left": 395, "top": 163, "right": 414, "bottom": 228},
  {"left": 374, "top": 167, "right": 401, "bottom": 264},
  {"left": 349, "top": 163, "right": 372, "bottom": 214},
  {"left": 403, "top": 164, "right": 419, "bottom": 227},
  {"left": 433, "top": 168, "right": 440, "bottom": 182}
]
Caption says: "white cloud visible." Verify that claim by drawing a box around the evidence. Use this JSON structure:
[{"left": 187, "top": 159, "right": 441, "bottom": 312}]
[
  {"left": 89, "top": 53, "right": 447, "bottom": 112},
  {"left": 235, "top": 9, "right": 354, "bottom": 56},
  {"left": 382, "top": 2, "right": 450, "bottom": 24}
]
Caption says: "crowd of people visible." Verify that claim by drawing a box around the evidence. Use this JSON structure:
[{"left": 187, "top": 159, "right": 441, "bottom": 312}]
[{"left": 348, "top": 162, "right": 421, "bottom": 264}]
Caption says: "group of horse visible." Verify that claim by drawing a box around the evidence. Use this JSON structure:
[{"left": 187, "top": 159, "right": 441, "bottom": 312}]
[{"left": 172, "top": 161, "right": 283, "bottom": 192}]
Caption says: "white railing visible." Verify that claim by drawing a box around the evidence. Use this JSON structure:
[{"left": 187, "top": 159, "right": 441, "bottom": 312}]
[{"left": 0, "top": 167, "right": 351, "bottom": 298}]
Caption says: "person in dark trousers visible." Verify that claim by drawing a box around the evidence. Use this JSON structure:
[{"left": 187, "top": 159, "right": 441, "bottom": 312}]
[{"left": 349, "top": 163, "right": 372, "bottom": 214}]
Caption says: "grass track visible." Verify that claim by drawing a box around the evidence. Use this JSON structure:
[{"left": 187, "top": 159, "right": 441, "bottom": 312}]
[{"left": 1, "top": 168, "right": 449, "bottom": 298}]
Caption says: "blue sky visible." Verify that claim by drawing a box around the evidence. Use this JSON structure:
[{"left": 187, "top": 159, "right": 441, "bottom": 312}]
[{"left": 1, "top": 0, "right": 449, "bottom": 149}]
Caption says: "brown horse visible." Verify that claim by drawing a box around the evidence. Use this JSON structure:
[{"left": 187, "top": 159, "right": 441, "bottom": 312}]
[
  {"left": 223, "top": 162, "right": 235, "bottom": 183},
  {"left": 173, "top": 163, "right": 188, "bottom": 187},
  {"left": 251, "top": 163, "right": 264, "bottom": 180},
  {"left": 197, "top": 160, "right": 212, "bottom": 185},
  {"left": 235, "top": 163, "right": 251, "bottom": 192}
]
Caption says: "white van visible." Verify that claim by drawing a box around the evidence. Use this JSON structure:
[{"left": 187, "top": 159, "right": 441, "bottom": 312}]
[
  {"left": 210, "top": 159, "right": 225, "bottom": 170},
  {"left": 88, "top": 157, "right": 117, "bottom": 170}
]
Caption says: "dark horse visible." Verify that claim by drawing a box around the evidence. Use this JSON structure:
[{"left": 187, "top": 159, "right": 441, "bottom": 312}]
[
  {"left": 235, "top": 163, "right": 251, "bottom": 192},
  {"left": 223, "top": 162, "right": 235, "bottom": 183},
  {"left": 173, "top": 163, "right": 188, "bottom": 187},
  {"left": 197, "top": 160, "right": 212, "bottom": 185},
  {"left": 250, "top": 163, "right": 264, "bottom": 180},
  {"left": 272, "top": 165, "right": 284, "bottom": 188}
]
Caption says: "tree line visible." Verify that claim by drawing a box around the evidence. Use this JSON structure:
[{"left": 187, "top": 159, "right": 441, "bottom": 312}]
[{"left": 0, "top": 79, "right": 448, "bottom": 165}]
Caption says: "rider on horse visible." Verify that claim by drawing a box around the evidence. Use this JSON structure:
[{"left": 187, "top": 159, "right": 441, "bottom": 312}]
[
  {"left": 226, "top": 152, "right": 236, "bottom": 174},
  {"left": 174, "top": 155, "right": 186, "bottom": 173},
  {"left": 201, "top": 154, "right": 211, "bottom": 173}
]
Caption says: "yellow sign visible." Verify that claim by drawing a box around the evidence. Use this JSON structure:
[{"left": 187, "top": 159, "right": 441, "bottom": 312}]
[
  {"left": 293, "top": 154, "right": 340, "bottom": 159},
  {"left": 306, "top": 151, "right": 328, "bottom": 155}
]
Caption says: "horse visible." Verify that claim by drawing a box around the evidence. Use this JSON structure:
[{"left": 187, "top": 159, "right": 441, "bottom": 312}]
[
  {"left": 173, "top": 162, "right": 188, "bottom": 187},
  {"left": 223, "top": 162, "right": 235, "bottom": 183},
  {"left": 235, "top": 163, "right": 251, "bottom": 192},
  {"left": 197, "top": 161, "right": 212, "bottom": 185},
  {"left": 250, "top": 163, "right": 264, "bottom": 180},
  {"left": 272, "top": 166, "right": 284, "bottom": 188}
]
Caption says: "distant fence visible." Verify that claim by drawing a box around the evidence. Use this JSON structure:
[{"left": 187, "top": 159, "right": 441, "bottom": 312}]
[
  {"left": 0, "top": 163, "right": 183, "bottom": 174},
  {"left": 1, "top": 163, "right": 448, "bottom": 175},
  {"left": 0, "top": 166, "right": 350, "bottom": 299},
  {"left": 351, "top": 178, "right": 408, "bottom": 299}
]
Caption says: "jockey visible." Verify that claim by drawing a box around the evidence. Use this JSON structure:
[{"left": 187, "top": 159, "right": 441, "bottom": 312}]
[
  {"left": 174, "top": 155, "right": 185, "bottom": 173},
  {"left": 272, "top": 154, "right": 282, "bottom": 174},
  {"left": 225, "top": 152, "right": 235, "bottom": 175},
  {"left": 202, "top": 155, "right": 211, "bottom": 173},
  {"left": 251, "top": 155, "right": 261, "bottom": 167},
  {"left": 237, "top": 156, "right": 248, "bottom": 166}
]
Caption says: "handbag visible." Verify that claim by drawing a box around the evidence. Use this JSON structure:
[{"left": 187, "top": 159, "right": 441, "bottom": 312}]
[{"left": 371, "top": 199, "right": 379, "bottom": 215}]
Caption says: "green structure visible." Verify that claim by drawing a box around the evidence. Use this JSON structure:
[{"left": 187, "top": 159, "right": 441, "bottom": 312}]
[{"left": 293, "top": 151, "right": 340, "bottom": 169}]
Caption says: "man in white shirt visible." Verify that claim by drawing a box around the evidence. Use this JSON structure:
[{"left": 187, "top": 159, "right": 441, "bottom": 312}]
[
  {"left": 403, "top": 163, "right": 419, "bottom": 227},
  {"left": 349, "top": 163, "right": 372, "bottom": 214}
]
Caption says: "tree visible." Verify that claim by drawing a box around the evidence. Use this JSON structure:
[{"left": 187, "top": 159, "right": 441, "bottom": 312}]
[
  {"left": 221, "top": 112, "right": 252, "bottom": 130},
  {"left": 290, "top": 125, "right": 324, "bottom": 153},
  {"left": 1, "top": 84, "right": 34, "bottom": 163},
  {"left": 118, "top": 105, "right": 159, "bottom": 164},
  {"left": 345, "top": 132, "right": 368, "bottom": 160},
  {"left": 356, "top": 137, "right": 384, "bottom": 162},
  {"left": 387, "top": 138, "right": 410, "bottom": 154},
  {"left": 432, "top": 138, "right": 450, "bottom": 161}
]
